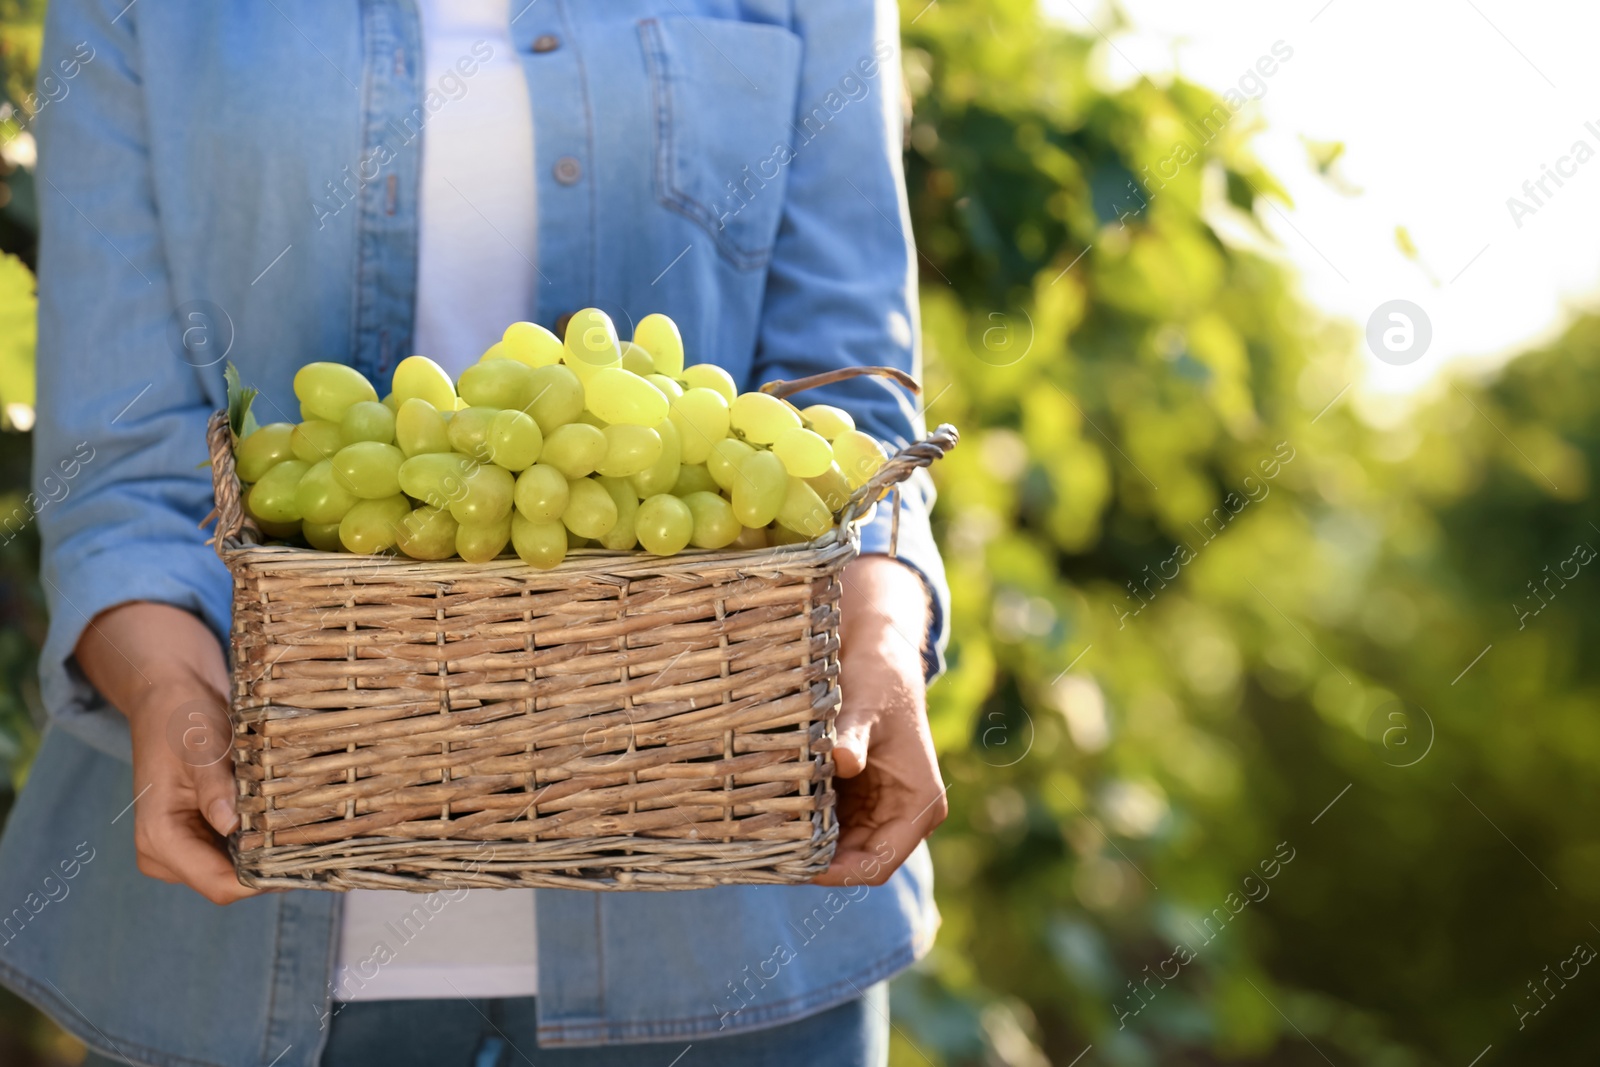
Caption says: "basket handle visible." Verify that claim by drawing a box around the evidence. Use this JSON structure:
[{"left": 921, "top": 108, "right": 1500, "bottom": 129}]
[
  {"left": 837, "top": 423, "right": 959, "bottom": 530},
  {"left": 206, "top": 409, "right": 250, "bottom": 555},
  {"left": 758, "top": 365, "right": 921, "bottom": 400}
]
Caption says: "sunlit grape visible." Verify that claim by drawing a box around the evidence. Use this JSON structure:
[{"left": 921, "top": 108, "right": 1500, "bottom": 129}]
[
  {"left": 290, "top": 419, "right": 344, "bottom": 465},
  {"left": 633, "top": 313, "right": 685, "bottom": 377},
  {"left": 302, "top": 520, "right": 344, "bottom": 552},
  {"left": 294, "top": 362, "right": 379, "bottom": 423},
  {"left": 332, "top": 441, "right": 406, "bottom": 499},
  {"left": 392, "top": 355, "right": 458, "bottom": 411},
  {"left": 498, "top": 321, "right": 564, "bottom": 368},
  {"left": 247, "top": 459, "right": 310, "bottom": 523},
  {"left": 645, "top": 374, "right": 684, "bottom": 401},
  {"left": 458, "top": 359, "right": 534, "bottom": 411},
  {"left": 707, "top": 438, "right": 756, "bottom": 492},
  {"left": 806, "top": 463, "right": 852, "bottom": 512},
  {"left": 395, "top": 398, "right": 452, "bottom": 458},
  {"left": 680, "top": 363, "right": 736, "bottom": 404},
  {"left": 562, "top": 307, "right": 622, "bottom": 383},
  {"left": 586, "top": 367, "right": 670, "bottom": 427},
  {"left": 670, "top": 388, "right": 731, "bottom": 464},
  {"left": 398, "top": 452, "right": 475, "bottom": 509},
  {"left": 486, "top": 408, "right": 543, "bottom": 471},
  {"left": 636, "top": 494, "right": 693, "bottom": 555},
  {"left": 456, "top": 515, "right": 512, "bottom": 563},
  {"left": 542, "top": 423, "right": 608, "bottom": 479},
  {"left": 235, "top": 422, "right": 296, "bottom": 483},
  {"left": 672, "top": 463, "right": 717, "bottom": 496},
  {"left": 381, "top": 393, "right": 400, "bottom": 413},
  {"left": 296, "top": 460, "right": 360, "bottom": 525},
  {"left": 511, "top": 512, "right": 568, "bottom": 568},
  {"left": 339, "top": 494, "right": 411, "bottom": 554},
  {"left": 800, "top": 404, "right": 856, "bottom": 441},
  {"left": 447, "top": 462, "right": 514, "bottom": 526},
  {"left": 681, "top": 491, "right": 740, "bottom": 550},
  {"left": 776, "top": 477, "right": 833, "bottom": 540},
  {"left": 629, "top": 419, "right": 682, "bottom": 496},
  {"left": 620, "top": 341, "right": 656, "bottom": 376},
  {"left": 340, "top": 400, "right": 396, "bottom": 445},
  {"left": 595, "top": 424, "right": 664, "bottom": 478},
  {"left": 732, "top": 525, "right": 768, "bottom": 550},
  {"left": 596, "top": 476, "right": 640, "bottom": 550},
  {"left": 447, "top": 406, "right": 500, "bottom": 461},
  {"left": 731, "top": 449, "right": 788, "bottom": 527},
  {"left": 513, "top": 463, "right": 570, "bottom": 523},
  {"left": 526, "top": 364, "right": 586, "bottom": 434},
  {"left": 395, "top": 505, "right": 459, "bottom": 560},
  {"left": 729, "top": 391, "right": 802, "bottom": 445},
  {"left": 562, "top": 476, "right": 618, "bottom": 539},
  {"left": 833, "top": 430, "right": 887, "bottom": 489},
  {"left": 772, "top": 426, "right": 834, "bottom": 478}
]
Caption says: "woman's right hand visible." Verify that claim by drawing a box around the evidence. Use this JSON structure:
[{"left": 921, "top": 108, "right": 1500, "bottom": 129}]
[{"left": 76, "top": 601, "right": 262, "bottom": 905}]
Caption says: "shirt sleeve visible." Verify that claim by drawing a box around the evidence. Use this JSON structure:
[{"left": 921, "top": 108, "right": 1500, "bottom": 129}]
[
  {"left": 32, "top": 0, "right": 231, "bottom": 757},
  {"left": 748, "top": 0, "right": 949, "bottom": 681}
]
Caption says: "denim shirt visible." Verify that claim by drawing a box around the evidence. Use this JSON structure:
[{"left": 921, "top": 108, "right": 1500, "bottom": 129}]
[{"left": 0, "top": 1, "right": 948, "bottom": 1064}]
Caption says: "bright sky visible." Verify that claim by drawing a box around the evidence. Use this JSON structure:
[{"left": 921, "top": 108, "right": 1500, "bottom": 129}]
[{"left": 1042, "top": 0, "right": 1600, "bottom": 396}]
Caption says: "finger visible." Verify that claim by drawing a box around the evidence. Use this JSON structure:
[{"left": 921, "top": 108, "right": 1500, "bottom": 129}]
[
  {"left": 814, "top": 814, "right": 926, "bottom": 887},
  {"left": 147, "top": 812, "right": 260, "bottom": 905},
  {"left": 833, "top": 713, "right": 872, "bottom": 779},
  {"left": 193, "top": 756, "right": 241, "bottom": 836}
]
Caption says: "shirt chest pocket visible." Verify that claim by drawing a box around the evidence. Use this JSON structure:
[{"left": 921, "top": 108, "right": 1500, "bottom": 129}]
[{"left": 639, "top": 17, "right": 803, "bottom": 270}]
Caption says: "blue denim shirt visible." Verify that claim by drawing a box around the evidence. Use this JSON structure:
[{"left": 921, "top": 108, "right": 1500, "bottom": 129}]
[{"left": 0, "top": 1, "right": 948, "bottom": 1064}]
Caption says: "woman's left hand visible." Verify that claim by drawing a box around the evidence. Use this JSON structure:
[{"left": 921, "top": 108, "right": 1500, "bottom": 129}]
[{"left": 814, "top": 554, "right": 947, "bottom": 887}]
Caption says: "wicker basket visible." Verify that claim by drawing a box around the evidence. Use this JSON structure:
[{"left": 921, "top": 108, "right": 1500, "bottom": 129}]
[{"left": 206, "top": 372, "right": 956, "bottom": 892}]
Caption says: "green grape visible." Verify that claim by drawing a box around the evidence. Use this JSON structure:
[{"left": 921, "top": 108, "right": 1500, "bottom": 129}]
[
  {"left": 511, "top": 512, "right": 568, "bottom": 568},
  {"left": 578, "top": 411, "right": 608, "bottom": 429},
  {"left": 672, "top": 463, "right": 717, "bottom": 496},
  {"left": 447, "top": 462, "right": 514, "bottom": 525},
  {"left": 246, "top": 459, "right": 310, "bottom": 523},
  {"left": 800, "top": 404, "right": 856, "bottom": 441},
  {"left": 513, "top": 463, "right": 570, "bottom": 522},
  {"left": 771, "top": 426, "right": 833, "bottom": 478},
  {"left": 541, "top": 422, "right": 607, "bottom": 478},
  {"left": 294, "top": 362, "right": 379, "bottom": 422},
  {"left": 486, "top": 409, "right": 543, "bottom": 471},
  {"left": 302, "top": 520, "right": 344, "bottom": 552},
  {"left": 629, "top": 418, "right": 682, "bottom": 496},
  {"left": 833, "top": 429, "right": 887, "bottom": 489},
  {"left": 567, "top": 528, "right": 590, "bottom": 549},
  {"left": 296, "top": 460, "right": 360, "bottom": 525},
  {"left": 770, "top": 522, "right": 810, "bottom": 546},
  {"left": 585, "top": 367, "right": 670, "bottom": 427},
  {"left": 456, "top": 514, "right": 512, "bottom": 563},
  {"left": 731, "top": 449, "right": 788, "bottom": 527},
  {"left": 596, "top": 476, "right": 640, "bottom": 550},
  {"left": 635, "top": 494, "right": 693, "bottom": 556},
  {"left": 339, "top": 494, "right": 411, "bottom": 554},
  {"left": 707, "top": 438, "right": 757, "bottom": 492},
  {"left": 562, "top": 307, "right": 622, "bottom": 383},
  {"left": 332, "top": 441, "right": 406, "bottom": 499},
  {"left": 732, "top": 525, "right": 768, "bottom": 550},
  {"left": 681, "top": 363, "right": 736, "bottom": 404},
  {"left": 395, "top": 398, "right": 452, "bottom": 458},
  {"left": 498, "top": 321, "right": 564, "bottom": 368},
  {"left": 670, "top": 387, "right": 731, "bottom": 464},
  {"left": 391, "top": 354, "right": 458, "bottom": 411},
  {"left": 645, "top": 374, "right": 684, "bottom": 401},
  {"left": 681, "top": 491, "right": 740, "bottom": 550},
  {"left": 340, "top": 400, "right": 396, "bottom": 445},
  {"left": 290, "top": 419, "right": 344, "bottom": 464},
  {"left": 395, "top": 505, "right": 459, "bottom": 560},
  {"left": 633, "top": 313, "right": 685, "bottom": 377},
  {"left": 381, "top": 393, "right": 400, "bottom": 413},
  {"left": 299, "top": 402, "right": 316, "bottom": 422},
  {"left": 447, "top": 406, "right": 499, "bottom": 461},
  {"left": 594, "top": 424, "right": 663, "bottom": 478},
  {"left": 526, "top": 364, "right": 586, "bottom": 434},
  {"left": 620, "top": 341, "right": 656, "bottom": 376},
  {"left": 458, "top": 358, "right": 534, "bottom": 411},
  {"left": 729, "top": 391, "right": 802, "bottom": 445},
  {"left": 807, "top": 463, "right": 852, "bottom": 512},
  {"left": 561, "top": 476, "right": 618, "bottom": 539},
  {"left": 775, "top": 477, "right": 833, "bottom": 540},
  {"left": 398, "top": 452, "right": 474, "bottom": 509},
  {"left": 235, "top": 423, "right": 296, "bottom": 483}
]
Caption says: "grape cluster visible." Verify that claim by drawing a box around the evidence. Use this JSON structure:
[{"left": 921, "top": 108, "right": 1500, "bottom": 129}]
[{"left": 231, "top": 309, "right": 890, "bottom": 567}]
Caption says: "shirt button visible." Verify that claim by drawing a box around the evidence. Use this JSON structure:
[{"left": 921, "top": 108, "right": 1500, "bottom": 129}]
[
  {"left": 531, "top": 34, "right": 561, "bottom": 53},
  {"left": 553, "top": 157, "right": 582, "bottom": 185}
]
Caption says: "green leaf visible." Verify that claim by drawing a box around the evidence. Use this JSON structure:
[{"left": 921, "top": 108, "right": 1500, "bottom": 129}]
[{"left": 225, "top": 361, "right": 259, "bottom": 440}]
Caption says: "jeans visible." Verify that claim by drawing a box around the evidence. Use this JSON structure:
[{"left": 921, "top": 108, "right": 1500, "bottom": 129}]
[{"left": 82, "top": 982, "right": 888, "bottom": 1067}]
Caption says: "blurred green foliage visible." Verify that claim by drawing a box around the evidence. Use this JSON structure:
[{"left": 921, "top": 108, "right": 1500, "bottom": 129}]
[{"left": 0, "top": 1, "right": 1597, "bottom": 1065}]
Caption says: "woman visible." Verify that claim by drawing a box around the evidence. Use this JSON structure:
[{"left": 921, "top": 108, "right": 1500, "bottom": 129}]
[{"left": 0, "top": 1, "right": 948, "bottom": 1064}]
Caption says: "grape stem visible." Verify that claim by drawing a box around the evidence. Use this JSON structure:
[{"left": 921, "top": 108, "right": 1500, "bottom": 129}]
[{"left": 758, "top": 366, "right": 921, "bottom": 400}]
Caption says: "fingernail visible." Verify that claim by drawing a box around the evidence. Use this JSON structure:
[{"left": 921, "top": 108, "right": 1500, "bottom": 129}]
[{"left": 208, "top": 799, "right": 238, "bottom": 834}]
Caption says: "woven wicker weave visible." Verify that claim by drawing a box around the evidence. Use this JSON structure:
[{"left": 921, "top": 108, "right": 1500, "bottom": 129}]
[{"left": 207, "top": 389, "right": 956, "bottom": 892}]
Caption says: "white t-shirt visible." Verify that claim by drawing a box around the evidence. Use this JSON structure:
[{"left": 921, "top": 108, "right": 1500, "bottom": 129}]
[{"left": 334, "top": 0, "right": 539, "bottom": 1002}]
